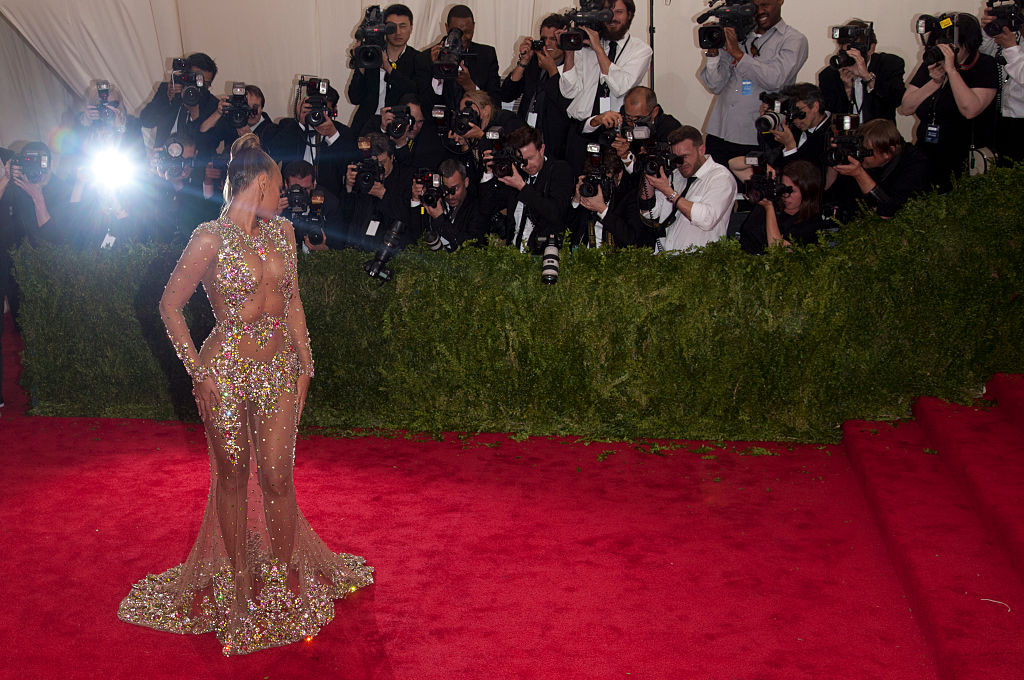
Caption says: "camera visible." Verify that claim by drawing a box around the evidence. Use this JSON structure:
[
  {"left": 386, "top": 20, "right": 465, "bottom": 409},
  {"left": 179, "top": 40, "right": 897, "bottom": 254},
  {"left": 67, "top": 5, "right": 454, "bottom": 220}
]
[
  {"left": 11, "top": 149, "right": 50, "bottom": 184},
  {"left": 414, "top": 168, "right": 444, "bottom": 208},
  {"left": 364, "top": 220, "right": 404, "bottom": 281},
  {"left": 560, "top": 0, "right": 613, "bottom": 51},
  {"left": 755, "top": 91, "right": 806, "bottom": 132},
  {"left": 287, "top": 185, "right": 326, "bottom": 245},
  {"left": 697, "top": 0, "right": 758, "bottom": 50},
  {"left": 917, "top": 14, "right": 959, "bottom": 66},
  {"left": 352, "top": 137, "right": 384, "bottom": 194},
  {"left": 299, "top": 76, "right": 332, "bottom": 128},
  {"left": 537, "top": 232, "right": 561, "bottom": 284},
  {"left": 171, "top": 60, "right": 206, "bottom": 108},
  {"left": 829, "top": 23, "right": 873, "bottom": 69},
  {"left": 431, "top": 104, "right": 453, "bottom": 137},
  {"left": 531, "top": 39, "right": 546, "bottom": 51},
  {"left": 434, "top": 27, "right": 470, "bottom": 79},
  {"left": 156, "top": 141, "right": 191, "bottom": 177},
  {"left": 386, "top": 104, "right": 415, "bottom": 140},
  {"left": 351, "top": 5, "right": 397, "bottom": 69},
  {"left": 224, "top": 82, "right": 254, "bottom": 129},
  {"left": 95, "top": 80, "right": 118, "bottom": 126},
  {"left": 452, "top": 102, "right": 482, "bottom": 137},
  {"left": 580, "top": 143, "right": 615, "bottom": 199},
  {"left": 984, "top": 0, "right": 1024, "bottom": 36},
  {"left": 485, "top": 129, "right": 524, "bottom": 179},
  {"left": 638, "top": 141, "right": 675, "bottom": 177},
  {"left": 743, "top": 154, "right": 792, "bottom": 203},
  {"left": 825, "top": 114, "right": 874, "bottom": 166}
]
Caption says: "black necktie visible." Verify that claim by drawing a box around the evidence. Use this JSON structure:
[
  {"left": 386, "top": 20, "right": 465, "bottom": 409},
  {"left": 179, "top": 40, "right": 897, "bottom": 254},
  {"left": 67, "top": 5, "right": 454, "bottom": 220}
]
[
  {"left": 682, "top": 176, "right": 696, "bottom": 198},
  {"left": 514, "top": 176, "right": 537, "bottom": 248},
  {"left": 591, "top": 41, "right": 617, "bottom": 116}
]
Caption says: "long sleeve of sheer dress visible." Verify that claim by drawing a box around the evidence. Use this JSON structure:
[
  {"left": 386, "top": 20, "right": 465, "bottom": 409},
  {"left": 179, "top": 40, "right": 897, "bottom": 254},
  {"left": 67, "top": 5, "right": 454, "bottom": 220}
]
[
  {"left": 159, "top": 228, "right": 220, "bottom": 380},
  {"left": 283, "top": 221, "right": 314, "bottom": 378}
]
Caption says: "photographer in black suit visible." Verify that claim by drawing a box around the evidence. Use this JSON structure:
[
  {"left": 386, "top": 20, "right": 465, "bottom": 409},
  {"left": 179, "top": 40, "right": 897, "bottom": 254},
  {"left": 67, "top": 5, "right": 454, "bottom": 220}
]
[
  {"left": 277, "top": 160, "right": 344, "bottom": 251},
  {"left": 201, "top": 84, "right": 279, "bottom": 154},
  {"left": 139, "top": 53, "right": 220, "bottom": 153},
  {"left": 269, "top": 81, "right": 356, "bottom": 199},
  {"left": 361, "top": 94, "right": 448, "bottom": 172},
  {"left": 587, "top": 86, "right": 682, "bottom": 176},
  {"left": 818, "top": 20, "right": 906, "bottom": 123},
  {"left": 342, "top": 132, "right": 415, "bottom": 251},
  {"left": 445, "top": 90, "right": 523, "bottom": 183},
  {"left": 411, "top": 159, "right": 488, "bottom": 250},
  {"left": 772, "top": 83, "right": 832, "bottom": 172},
  {"left": 418, "top": 5, "right": 501, "bottom": 110},
  {"left": 479, "top": 125, "right": 574, "bottom": 253},
  {"left": 570, "top": 147, "right": 652, "bottom": 249},
  {"left": 499, "top": 14, "right": 573, "bottom": 161},
  {"left": 348, "top": 4, "right": 422, "bottom": 135}
]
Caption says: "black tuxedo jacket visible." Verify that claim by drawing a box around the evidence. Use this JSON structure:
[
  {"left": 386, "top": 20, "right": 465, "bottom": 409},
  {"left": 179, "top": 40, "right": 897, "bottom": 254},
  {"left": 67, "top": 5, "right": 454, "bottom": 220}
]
[
  {"left": 140, "top": 82, "right": 219, "bottom": 153},
  {"left": 781, "top": 115, "right": 832, "bottom": 173},
  {"left": 347, "top": 46, "right": 421, "bottom": 134},
  {"left": 341, "top": 165, "right": 416, "bottom": 251},
  {"left": 569, "top": 173, "right": 655, "bottom": 248},
  {"left": 818, "top": 51, "right": 906, "bottom": 123},
  {"left": 268, "top": 119, "right": 357, "bottom": 198},
  {"left": 204, "top": 112, "right": 280, "bottom": 157},
  {"left": 499, "top": 60, "right": 572, "bottom": 159},
  {"left": 416, "top": 41, "right": 501, "bottom": 110},
  {"left": 479, "top": 158, "right": 575, "bottom": 251},
  {"left": 425, "top": 195, "right": 488, "bottom": 250}
]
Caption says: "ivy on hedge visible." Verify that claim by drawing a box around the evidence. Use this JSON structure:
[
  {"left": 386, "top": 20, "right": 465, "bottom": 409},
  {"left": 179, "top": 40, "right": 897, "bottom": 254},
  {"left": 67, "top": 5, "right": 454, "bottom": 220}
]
[{"left": 12, "top": 167, "right": 1024, "bottom": 441}]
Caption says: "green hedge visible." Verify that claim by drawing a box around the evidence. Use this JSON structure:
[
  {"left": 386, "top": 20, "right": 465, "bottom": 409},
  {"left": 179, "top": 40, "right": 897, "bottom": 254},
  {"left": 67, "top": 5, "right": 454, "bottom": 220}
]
[{"left": 13, "top": 167, "right": 1024, "bottom": 441}]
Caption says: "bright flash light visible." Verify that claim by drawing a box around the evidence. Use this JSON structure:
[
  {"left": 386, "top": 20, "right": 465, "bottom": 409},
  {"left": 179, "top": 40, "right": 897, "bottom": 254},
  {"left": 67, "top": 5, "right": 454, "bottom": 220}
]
[{"left": 89, "top": 147, "right": 136, "bottom": 191}]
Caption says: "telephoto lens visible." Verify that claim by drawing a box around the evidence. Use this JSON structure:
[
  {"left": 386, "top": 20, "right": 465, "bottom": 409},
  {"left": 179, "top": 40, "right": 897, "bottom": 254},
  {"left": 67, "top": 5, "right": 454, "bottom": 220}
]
[{"left": 540, "top": 234, "right": 560, "bottom": 285}]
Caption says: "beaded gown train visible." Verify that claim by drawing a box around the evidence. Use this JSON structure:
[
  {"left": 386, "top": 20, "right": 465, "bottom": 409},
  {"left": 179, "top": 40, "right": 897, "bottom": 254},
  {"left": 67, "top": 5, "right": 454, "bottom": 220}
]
[{"left": 118, "top": 216, "right": 372, "bottom": 655}]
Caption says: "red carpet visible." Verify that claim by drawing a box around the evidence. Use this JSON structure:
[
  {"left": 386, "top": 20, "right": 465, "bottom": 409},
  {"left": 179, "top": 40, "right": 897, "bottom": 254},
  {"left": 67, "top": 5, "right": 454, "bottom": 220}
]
[{"left": 2, "top": 311, "right": 1020, "bottom": 679}]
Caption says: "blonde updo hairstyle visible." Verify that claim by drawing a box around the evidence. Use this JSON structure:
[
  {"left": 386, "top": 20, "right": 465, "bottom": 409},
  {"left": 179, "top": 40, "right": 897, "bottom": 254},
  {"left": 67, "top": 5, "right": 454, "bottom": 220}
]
[{"left": 222, "top": 133, "right": 279, "bottom": 209}]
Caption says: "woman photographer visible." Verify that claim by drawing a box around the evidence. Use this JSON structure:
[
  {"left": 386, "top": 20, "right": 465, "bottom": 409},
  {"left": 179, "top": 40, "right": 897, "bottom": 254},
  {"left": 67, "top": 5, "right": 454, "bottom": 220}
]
[
  {"left": 738, "top": 160, "right": 825, "bottom": 255},
  {"left": 898, "top": 13, "right": 998, "bottom": 190}
]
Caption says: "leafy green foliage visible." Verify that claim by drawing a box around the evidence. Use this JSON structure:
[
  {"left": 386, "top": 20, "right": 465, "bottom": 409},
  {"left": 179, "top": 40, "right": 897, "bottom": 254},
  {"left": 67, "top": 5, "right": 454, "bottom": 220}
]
[{"left": 12, "top": 168, "right": 1024, "bottom": 441}]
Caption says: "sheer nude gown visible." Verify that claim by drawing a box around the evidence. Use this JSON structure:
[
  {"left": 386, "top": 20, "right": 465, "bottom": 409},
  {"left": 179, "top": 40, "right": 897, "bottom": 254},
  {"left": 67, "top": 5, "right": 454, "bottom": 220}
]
[{"left": 118, "top": 215, "right": 372, "bottom": 655}]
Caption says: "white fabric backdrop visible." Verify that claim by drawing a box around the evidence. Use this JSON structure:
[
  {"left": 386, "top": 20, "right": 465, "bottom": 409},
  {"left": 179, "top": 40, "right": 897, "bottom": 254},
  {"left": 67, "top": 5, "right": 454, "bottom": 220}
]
[{"left": 0, "top": 0, "right": 987, "bottom": 152}]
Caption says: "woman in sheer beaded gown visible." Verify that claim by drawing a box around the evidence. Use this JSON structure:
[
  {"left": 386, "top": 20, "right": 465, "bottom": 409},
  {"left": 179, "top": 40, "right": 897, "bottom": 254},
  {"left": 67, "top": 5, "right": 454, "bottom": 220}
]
[{"left": 118, "top": 134, "right": 372, "bottom": 655}]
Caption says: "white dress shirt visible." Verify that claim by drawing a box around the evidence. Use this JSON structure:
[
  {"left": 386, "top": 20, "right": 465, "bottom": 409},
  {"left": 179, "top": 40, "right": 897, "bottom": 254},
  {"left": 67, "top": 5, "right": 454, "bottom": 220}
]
[
  {"left": 649, "top": 156, "right": 737, "bottom": 253},
  {"left": 981, "top": 37, "right": 1024, "bottom": 118},
  {"left": 559, "top": 34, "right": 652, "bottom": 121}
]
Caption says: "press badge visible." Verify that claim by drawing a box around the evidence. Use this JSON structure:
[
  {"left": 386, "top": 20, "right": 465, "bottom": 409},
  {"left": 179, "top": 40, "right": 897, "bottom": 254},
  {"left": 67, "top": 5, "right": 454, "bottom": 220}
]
[
  {"left": 597, "top": 82, "right": 611, "bottom": 113},
  {"left": 366, "top": 220, "right": 380, "bottom": 237},
  {"left": 924, "top": 124, "right": 940, "bottom": 144},
  {"left": 741, "top": 79, "right": 753, "bottom": 95},
  {"left": 101, "top": 232, "right": 116, "bottom": 248},
  {"left": 527, "top": 112, "right": 538, "bottom": 127}
]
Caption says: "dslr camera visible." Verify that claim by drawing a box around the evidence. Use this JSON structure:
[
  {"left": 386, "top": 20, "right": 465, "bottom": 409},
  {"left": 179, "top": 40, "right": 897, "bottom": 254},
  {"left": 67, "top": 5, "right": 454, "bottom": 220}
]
[
  {"left": 825, "top": 114, "right": 874, "bottom": 166},
  {"left": 697, "top": 0, "right": 758, "bottom": 50},
  {"left": 743, "top": 154, "right": 792, "bottom": 203},
  {"left": 95, "top": 80, "right": 119, "bottom": 127},
  {"left": 431, "top": 105, "right": 453, "bottom": 137},
  {"left": 414, "top": 169, "right": 444, "bottom": 209},
  {"left": 638, "top": 141, "right": 675, "bottom": 177},
  {"left": 484, "top": 128, "right": 525, "bottom": 179},
  {"left": 156, "top": 140, "right": 192, "bottom": 177},
  {"left": 171, "top": 57, "right": 206, "bottom": 108},
  {"left": 984, "top": 0, "right": 1024, "bottom": 36},
  {"left": 916, "top": 13, "right": 959, "bottom": 66},
  {"left": 580, "top": 143, "right": 616, "bottom": 199},
  {"left": 351, "top": 5, "right": 397, "bottom": 69},
  {"left": 298, "top": 76, "right": 332, "bottom": 128},
  {"left": 452, "top": 102, "right": 482, "bottom": 137},
  {"left": 386, "top": 105, "right": 415, "bottom": 140},
  {"left": 286, "top": 185, "right": 327, "bottom": 245},
  {"left": 434, "top": 28, "right": 470, "bottom": 79},
  {"left": 224, "top": 82, "right": 254, "bottom": 129},
  {"left": 560, "top": 0, "right": 613, "bottom": 51},
  {"left": 11, "top": 149, "right": 50, "bottom": 184},
  {"left": 352, "top": 137, "right": 385, "bottom": 194},
  {"left": 531, "top": 39, "right": 546, "bottom": 52},
  {"left": 755, "top": 91, "right": 806, "bottom": 132},
  {"left": 829, "top": 23, "right": 873, "bottom": 69}
]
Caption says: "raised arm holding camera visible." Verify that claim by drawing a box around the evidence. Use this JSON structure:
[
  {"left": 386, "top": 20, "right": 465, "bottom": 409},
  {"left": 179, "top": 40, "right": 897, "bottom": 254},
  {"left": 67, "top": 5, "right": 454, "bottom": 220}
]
[
  {"left": 348, "top": 4, "right": 422, "bottom": 135},
  {"left": 570, "top": 146, "right": 651, "bottom": 248},
  {"left": 771, "top": 83, "right": 831, "bottom": 172},
  {"left": 417, "top": 5, "right": 501, "bottom": 111},
  {"left": 899, "top": 13, "right": 999, "bottom": 190},
  {"left": 140, "top": 53, "right": 220, "bottom": 153},
  {"left": 737, "top": 159, "right": 825, "bottom": 254},
  {"left": 698, "top": 0, "right": 808, "bottom": 167},
  {"left": 201, "top": 84, "right": 278, "bottom": 153},
  {"left": 342, "top": 132, "right": 415, "bottom": 251},
  {"left": 980, "top": 0, "right": 1024, "bottom": 164},
  {"left": 410, "top": 159, "right": 487, "bottom": 250},
  {"left": 818, "top": 20, "right": 905, "bottom": 123}
]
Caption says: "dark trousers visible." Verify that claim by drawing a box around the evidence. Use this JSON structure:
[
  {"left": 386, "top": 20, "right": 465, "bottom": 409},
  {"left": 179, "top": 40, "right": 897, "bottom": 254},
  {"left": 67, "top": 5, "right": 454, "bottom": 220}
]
[
  {"left": 704, "top": 135, "right": 759, "bottom": 167},
  {"left": 994, "top": 116, "right": 1024, "bottom": 166}
]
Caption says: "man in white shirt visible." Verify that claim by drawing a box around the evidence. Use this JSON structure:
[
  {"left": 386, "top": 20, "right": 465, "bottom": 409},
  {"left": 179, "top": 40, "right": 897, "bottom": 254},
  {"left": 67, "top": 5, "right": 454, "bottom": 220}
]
[
  {"left": 641, "top": 126, "right": 737, "bottom": 253},
  {"left": 980, "top": 8, "right": 1024, "bottom": 163}
]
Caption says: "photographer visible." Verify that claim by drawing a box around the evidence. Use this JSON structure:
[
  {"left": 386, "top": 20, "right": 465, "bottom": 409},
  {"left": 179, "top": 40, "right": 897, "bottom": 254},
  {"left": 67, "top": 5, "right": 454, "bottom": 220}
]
[
  {"left": 348, "top": 4, "right": 422, "bottom": 135},
  {"left": 981, "top": 4, "right": 1024, "bottom": 163},
  {"left": 269, "top": 80, "right": 356, "bottom": 199},
  {"left": 201, "top": 84, "right": 279, "bottom": 153},
  {"left": 279, "top": 160, "right": 343, "bottom": 251},
  {"left": 699, "top": 0, "right": 808, "bottom": 165},
  {"left": 587, "top": 86, "right": 682, "bottom": 174},
  {"left": 773, "top": 83, "right": 831, "bottom": 172},
  {"left": 824, "top": 118, "right": 930, "bottom": 220},
  {"left": 899, "top": 13, "right": 999, "bottom": 191},
  {"left": 445, "top": 90, "right": 523, "bottom": 182},
  {"left": 499, "top": 14, "right": 573, "bottom": 161},
  {"left": 818, "top": 20, "right": 906, "bottom": 123},
  {"left": 641, "top": 125, "right": 738, "bottom": 253},
  {"left": 342, "top": 132, "right": 415, "bottom": 251},
  {"left": 570, "top": 147, "right": 652, "bottom": 248},
  {"left": 366, "top": 95, "right": 447, "bottom": 172},
  {"left": 738, "top": 159, "right": 825, "bottom": 254},
  {"left": 479, "top": 125, "right": 574, "bottom": 253},
  {"left": 139, "top": 53, "right": 219, "bottom": 153},
  {"left": 410, "top": 159, "right": 488, "bottom": 250},
  {"left": 417, "top": 5, "right": 501, "bottom": 110},
  {"left": 136, "top": 133, "right": 219, "bottom": 245}
]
